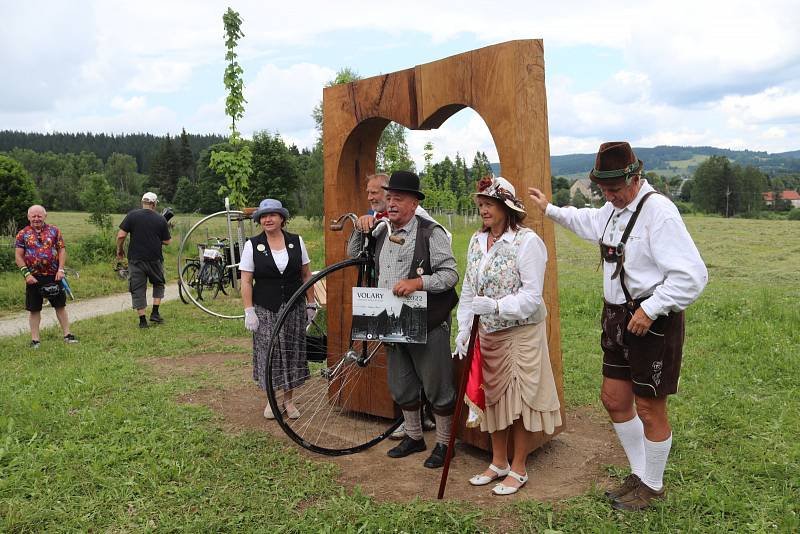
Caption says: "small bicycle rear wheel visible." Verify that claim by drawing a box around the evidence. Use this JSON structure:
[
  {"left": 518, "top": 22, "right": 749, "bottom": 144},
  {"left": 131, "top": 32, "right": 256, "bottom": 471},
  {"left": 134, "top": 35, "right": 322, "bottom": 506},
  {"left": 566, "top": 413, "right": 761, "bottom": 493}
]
[
  {"left": 179, "top": 262, "right": 200, "bottom": 304},
  {"left": 197, "top": 262, "right": 221, "bottom": 300},
  {"left": 266, "top": 257, "right": 402, "bottom": 456}
]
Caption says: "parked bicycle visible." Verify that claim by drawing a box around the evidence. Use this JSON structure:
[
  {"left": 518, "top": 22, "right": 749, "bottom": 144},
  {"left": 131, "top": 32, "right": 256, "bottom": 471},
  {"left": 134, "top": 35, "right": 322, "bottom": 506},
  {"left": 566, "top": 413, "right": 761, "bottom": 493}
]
[
  {"left": 265, "top": 213, "right": 406, "bottom": 456},
  {"left": 178, "top": 238, "right": 236, "bottom": 303}
]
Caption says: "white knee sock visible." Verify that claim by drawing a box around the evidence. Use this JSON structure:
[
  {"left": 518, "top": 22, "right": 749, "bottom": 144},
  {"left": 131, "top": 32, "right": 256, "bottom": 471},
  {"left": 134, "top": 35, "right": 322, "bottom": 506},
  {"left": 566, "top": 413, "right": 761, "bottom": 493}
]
[
  {"left": 402, "top": 409, "right": 423, "bottom": 440},
  {"left": 643, "top": 434, "right": 672, "bottom": 491},
  {"left": 612, "top": 415, "right": 646, "bottom": 478}
]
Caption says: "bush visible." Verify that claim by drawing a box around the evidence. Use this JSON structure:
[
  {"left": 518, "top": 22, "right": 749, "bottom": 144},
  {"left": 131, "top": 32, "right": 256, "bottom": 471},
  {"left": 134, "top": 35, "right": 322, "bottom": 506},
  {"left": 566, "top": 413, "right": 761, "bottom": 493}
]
[
  {"left": 71, "top": 231, "right": 117, "bottom": 266},
  {"left": 0, "top": 245, "right": 15, "bottom": 272},
  {"left": 788, "top": 208, "right": 800, "bottom": 221},
  {"left": 673, "top": 200, "right": 694, "bottom": 214},
  {"left": 0, "top": 155, "right": 40, "bottom": 229}
]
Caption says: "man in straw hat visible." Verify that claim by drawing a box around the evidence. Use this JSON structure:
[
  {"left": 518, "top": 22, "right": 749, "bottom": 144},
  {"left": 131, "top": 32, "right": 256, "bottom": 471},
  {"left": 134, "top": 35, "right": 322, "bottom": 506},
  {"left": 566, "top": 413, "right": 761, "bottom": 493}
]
[
  {"left": 528, "top": 142, "right": 707, "bottom": 511},
  {"left": 348, "top": 170, "right": 460, "bottom": 469}
]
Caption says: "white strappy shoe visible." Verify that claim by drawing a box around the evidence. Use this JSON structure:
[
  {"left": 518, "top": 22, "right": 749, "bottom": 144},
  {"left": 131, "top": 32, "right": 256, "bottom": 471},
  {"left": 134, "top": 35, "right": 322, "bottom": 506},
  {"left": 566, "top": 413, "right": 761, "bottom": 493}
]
[
  {"left": 469, "top": 463, "right": 511, "bottom": 486},
  {"left": 491, "top": 470, "right": 528, "bottom": 495}
]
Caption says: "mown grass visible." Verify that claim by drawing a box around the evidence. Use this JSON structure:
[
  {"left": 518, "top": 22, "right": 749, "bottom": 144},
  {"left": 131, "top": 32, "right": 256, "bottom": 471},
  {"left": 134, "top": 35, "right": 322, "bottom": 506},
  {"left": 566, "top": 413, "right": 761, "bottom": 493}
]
[{"left": 1, "top": 214, "right": 798, "bottom": 532}]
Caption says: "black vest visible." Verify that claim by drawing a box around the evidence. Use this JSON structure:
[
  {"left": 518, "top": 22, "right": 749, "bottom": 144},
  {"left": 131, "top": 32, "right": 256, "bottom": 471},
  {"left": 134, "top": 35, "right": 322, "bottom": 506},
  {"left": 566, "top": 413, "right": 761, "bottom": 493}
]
[
  {"left": 251, "top": 231, "right": 303, "bottom": 312},
  {"left": 376, "top": 216, "right": 459, "bottom": 331}
]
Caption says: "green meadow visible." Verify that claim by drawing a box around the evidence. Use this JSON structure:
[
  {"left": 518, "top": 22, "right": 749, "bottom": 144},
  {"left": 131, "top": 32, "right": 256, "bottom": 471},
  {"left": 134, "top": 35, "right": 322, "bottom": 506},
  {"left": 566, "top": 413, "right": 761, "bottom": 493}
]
[{"left": 1, "top": 214, "right": 798, "bottom": 532}]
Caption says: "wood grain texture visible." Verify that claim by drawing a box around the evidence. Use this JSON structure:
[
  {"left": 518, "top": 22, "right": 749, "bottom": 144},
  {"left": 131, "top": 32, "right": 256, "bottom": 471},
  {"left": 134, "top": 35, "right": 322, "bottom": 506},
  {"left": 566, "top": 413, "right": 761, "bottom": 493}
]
[{"left": 323, "top": 40, "right": 564, "bottom": 451}]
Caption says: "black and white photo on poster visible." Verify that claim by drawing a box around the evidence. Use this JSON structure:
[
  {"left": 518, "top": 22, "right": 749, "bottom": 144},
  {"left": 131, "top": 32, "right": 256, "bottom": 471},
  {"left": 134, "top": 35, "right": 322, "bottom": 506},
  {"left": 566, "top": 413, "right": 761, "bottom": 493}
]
[{"left": 351, "top": 288, "right": 427, "bottom": 343}]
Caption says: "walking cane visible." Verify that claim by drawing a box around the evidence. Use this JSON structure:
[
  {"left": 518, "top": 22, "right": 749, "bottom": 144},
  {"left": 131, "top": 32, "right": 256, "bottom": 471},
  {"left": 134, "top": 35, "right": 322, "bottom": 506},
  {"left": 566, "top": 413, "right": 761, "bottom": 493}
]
[{"left": 437, "top": 314, "right": 480, "bottom": 500}]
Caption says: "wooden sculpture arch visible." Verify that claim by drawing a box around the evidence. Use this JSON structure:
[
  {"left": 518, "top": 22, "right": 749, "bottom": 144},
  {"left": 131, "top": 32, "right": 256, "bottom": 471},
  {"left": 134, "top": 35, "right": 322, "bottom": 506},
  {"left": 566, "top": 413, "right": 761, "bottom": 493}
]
[{"left": 322, "top": 40, "right": 564, "bottom": 451}]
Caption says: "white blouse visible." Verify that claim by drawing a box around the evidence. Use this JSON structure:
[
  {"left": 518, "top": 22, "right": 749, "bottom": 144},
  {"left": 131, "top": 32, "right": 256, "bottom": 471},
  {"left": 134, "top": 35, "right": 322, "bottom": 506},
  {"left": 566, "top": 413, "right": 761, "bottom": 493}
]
[
  {"left": 545, "top": 180, "right": 708, "bottom": 319},
  {"left": 456, "top": 228, "right": 548, "bottom": 335},
  {"left": 239, "top": 235, "right": 310, "bottom": 274}
]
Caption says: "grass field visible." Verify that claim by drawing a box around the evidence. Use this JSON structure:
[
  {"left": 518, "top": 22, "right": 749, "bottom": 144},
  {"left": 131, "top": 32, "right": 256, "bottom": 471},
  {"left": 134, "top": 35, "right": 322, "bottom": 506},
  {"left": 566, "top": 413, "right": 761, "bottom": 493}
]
[{"left": 1, "top": 213, "right": 798, "bottom": 532}]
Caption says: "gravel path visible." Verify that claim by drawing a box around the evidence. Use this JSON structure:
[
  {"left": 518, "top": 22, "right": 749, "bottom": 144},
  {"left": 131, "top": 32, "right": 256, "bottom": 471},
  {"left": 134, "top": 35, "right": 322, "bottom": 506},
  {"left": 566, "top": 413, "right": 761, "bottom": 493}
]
[{"left": 0, "top": 283, "right": 180, "bottom": 338}]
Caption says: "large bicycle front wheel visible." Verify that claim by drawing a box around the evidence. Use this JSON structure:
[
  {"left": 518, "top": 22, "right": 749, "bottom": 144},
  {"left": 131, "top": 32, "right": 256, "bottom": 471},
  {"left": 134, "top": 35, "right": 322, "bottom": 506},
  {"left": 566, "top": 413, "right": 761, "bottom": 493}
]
[{"left": 266, "top": 257, "right": 402, "bottom": 456}]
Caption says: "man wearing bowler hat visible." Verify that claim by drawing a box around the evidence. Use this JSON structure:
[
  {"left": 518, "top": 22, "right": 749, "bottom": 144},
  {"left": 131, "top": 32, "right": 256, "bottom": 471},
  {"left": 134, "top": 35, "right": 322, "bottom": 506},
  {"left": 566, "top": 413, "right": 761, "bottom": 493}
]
[
  {"left": 528, "top": 142, "right": 707, "bottom": 510},
  {"left": 348, "top": 170, "right": 460, "bottom": 469}
]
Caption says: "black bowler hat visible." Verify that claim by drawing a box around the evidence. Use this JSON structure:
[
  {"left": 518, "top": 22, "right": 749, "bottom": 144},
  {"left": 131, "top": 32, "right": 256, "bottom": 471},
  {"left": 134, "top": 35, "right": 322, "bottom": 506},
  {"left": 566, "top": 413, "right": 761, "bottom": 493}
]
[{"left": 382, "top": 170, "right": 425, "bottom": 200}]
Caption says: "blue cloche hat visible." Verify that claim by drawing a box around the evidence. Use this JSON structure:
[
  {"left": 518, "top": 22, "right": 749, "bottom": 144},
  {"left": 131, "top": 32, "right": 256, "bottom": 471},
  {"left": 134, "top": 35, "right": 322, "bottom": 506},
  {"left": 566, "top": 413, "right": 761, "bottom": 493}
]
[{"left": 252, "top": 198, "right": 289, "bottom": 222}]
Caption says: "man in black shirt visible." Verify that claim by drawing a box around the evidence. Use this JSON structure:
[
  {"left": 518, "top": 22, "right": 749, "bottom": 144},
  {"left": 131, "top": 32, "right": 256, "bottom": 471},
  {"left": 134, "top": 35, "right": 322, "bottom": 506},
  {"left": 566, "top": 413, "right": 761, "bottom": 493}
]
[{"left": 116, "top": 192, "right": 172, "bottom": 328}]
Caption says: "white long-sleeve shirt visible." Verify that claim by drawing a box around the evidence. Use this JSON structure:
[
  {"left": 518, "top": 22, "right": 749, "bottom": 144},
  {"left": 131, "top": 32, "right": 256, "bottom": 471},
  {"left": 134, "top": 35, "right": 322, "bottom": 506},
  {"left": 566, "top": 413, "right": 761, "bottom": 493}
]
[
  {"left": 456, "top": 228, "right": 547, "bottom": 335},
  {"left": 545, "top": 180, "right": 707, "bottom": 319}
]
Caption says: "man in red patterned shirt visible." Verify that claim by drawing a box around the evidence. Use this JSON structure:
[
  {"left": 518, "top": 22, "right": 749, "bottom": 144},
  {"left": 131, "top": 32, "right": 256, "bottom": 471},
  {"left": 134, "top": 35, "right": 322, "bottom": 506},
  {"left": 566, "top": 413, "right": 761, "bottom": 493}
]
[{"left": 15, "top": 205, "right": 78, "bottom": 348}]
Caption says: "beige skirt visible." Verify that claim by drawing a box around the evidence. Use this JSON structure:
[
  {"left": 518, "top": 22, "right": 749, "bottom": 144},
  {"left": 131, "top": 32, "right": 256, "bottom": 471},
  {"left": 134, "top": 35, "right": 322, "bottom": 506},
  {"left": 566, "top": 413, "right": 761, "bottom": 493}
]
[{"left": 479, "top": 321, "right": 562, "bottom": 434}]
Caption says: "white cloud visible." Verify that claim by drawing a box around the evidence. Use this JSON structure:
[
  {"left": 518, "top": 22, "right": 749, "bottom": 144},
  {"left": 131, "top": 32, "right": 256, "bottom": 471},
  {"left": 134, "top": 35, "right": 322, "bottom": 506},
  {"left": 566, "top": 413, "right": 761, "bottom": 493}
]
[
  {"left": 719, "top": 87, "right": 800, "bottom": 124},
  {"left": 241, "top": 62, "right": 335, "bottom": 135},
  {"left": 1, "top": 0, "right": 798, "bottom": 159}
]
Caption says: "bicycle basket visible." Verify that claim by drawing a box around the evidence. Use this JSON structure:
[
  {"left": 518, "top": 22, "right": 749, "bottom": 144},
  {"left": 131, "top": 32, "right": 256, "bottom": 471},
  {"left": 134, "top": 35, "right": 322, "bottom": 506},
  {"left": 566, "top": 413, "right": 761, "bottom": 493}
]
[{"left": 202, "top": 247, "right": 222, "bottom": 261}]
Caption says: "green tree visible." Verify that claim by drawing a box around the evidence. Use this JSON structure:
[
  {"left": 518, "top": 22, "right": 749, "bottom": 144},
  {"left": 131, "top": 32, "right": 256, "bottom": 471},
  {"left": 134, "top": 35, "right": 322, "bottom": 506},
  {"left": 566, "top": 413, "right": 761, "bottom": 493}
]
[
  {"left": 551, "top": 176, "right": 570, "bottom": 192},
  {"left": 79, "top": 172, "right": 116, "bottom": 230},
  {"left": 553, "top": 189, "right": 571, "bottom": 207},
  {"left": 377, "top": 123, "right": 415, "bottom": 174},
  {"left": 736, "top": 165, "right": 767, "bottom": 214},
  {"left": 249, "top": 131, "right": 298, "bottom": 213},
  {"left": 178, "top": 128, "right": 195, "bottom": 180},
  {"left": 679, "top": 180, "right": 694, "bottom": 202},
  {"left": 173, "top": 176, "right": 199, "bottom": 213},
  {"left": 572, "top": 189, "right": 589, "bottom": 207},
  {"left": 209, "top": 7, "right": 252, "bottom": 209},
  {"left": 196, "top": 143, "right": 232, "bottom": 214},
  {"left": 693, "top": 155, "right": 735, "bottom": 216},
  {"left": 312, "top": 67, "right": 361, "bottom": 137},
  {"left": 105, "top": 152, "right": 147, "bottom": 211},
  {"left": 471, "top": 151, "right": 492, "bottom": 182},
  {"left": 149, "top": 137, "right": 180, "bottom": 201},
  {"left": 0, "top": 155, "right": 40, "bottom": 230},
  {"left": 294, "top": 145, "right": 324, "bottom": 219}
]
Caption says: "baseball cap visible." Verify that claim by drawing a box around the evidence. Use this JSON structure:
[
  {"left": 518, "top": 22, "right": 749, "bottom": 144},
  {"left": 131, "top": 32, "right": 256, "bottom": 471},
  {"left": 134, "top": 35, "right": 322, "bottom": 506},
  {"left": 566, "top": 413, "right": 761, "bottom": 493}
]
[{"left": 142, "top": 192, "right": 158, "bottom": 203}]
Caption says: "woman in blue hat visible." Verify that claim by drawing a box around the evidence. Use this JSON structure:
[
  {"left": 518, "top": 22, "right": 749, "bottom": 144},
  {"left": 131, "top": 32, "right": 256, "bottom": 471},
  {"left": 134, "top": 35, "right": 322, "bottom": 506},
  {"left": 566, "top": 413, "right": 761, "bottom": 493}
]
[{"left": 239, "top": 199, "right": 316, "bottom": 420}]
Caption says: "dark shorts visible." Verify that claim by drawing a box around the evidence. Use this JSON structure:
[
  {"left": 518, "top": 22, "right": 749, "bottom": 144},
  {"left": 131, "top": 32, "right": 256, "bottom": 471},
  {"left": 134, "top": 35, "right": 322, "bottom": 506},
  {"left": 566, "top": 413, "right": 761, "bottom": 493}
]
[
  {"left": 600, "top": 301, "right": 685, "bottom": 397},
  {"left": 25, "top": 274, "right": 67, "bottom": 312},
  {"left": 128, "top": 260, "right": 166, "bottom": 310}
]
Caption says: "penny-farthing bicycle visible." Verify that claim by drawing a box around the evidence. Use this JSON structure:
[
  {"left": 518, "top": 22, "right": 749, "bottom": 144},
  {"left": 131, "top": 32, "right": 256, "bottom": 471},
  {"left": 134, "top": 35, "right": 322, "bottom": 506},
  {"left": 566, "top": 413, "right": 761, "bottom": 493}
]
[{"left": 265, "top": 214, "right": 406, "bottom": 456}]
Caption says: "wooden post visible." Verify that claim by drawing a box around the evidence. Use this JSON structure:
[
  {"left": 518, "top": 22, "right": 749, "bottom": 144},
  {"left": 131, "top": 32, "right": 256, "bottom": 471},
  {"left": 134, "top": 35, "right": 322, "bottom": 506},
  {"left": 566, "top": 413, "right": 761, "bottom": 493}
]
[{"left": 323, "top": 40, "right": 564, "bottom": 450}]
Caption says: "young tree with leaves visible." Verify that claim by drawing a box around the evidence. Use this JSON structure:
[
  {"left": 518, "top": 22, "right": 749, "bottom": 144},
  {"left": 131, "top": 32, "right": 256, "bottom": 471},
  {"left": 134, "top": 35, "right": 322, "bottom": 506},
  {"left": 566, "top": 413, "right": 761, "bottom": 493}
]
[{"left": 209, "top": 7, "right": 252, "bottom": 209}]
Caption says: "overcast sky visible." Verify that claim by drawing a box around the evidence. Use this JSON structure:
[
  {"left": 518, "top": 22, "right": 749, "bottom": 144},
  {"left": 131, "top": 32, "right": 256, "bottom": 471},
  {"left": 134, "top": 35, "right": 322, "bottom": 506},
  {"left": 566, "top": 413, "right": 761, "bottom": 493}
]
[{"left": 2, "top": 0, "right": 799, "bottom": 167}]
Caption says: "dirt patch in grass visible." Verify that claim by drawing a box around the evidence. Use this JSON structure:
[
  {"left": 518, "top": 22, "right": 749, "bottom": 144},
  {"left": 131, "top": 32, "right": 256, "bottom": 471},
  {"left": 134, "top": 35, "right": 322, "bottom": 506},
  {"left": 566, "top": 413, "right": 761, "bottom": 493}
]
[{"left": 145, "top": 351, "right": 627, "bottom": 504}]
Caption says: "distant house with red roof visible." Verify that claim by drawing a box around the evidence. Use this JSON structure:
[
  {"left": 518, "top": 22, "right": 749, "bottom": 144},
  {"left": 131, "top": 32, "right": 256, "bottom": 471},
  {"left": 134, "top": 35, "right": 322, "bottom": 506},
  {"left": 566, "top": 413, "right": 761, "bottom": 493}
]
[{"left": 763, "top": 190, "right": 800, "bottom": 208}]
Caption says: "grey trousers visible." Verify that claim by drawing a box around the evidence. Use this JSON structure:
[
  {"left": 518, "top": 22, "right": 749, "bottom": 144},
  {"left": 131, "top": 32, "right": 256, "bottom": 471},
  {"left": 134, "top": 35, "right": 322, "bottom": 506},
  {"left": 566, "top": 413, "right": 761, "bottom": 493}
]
[
  {"left": 385, "top": 321, "right": 456, "bottom": 415},
  {"left": 128, "top": 260, "right": 166, "bottom": 310}
]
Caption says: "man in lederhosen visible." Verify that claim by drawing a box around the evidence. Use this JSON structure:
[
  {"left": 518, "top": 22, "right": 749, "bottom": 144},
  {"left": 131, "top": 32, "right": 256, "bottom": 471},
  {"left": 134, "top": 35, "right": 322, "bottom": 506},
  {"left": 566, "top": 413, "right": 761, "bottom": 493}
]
[{"left": 528, "top": 142, "right": 708, "bottom": 511}]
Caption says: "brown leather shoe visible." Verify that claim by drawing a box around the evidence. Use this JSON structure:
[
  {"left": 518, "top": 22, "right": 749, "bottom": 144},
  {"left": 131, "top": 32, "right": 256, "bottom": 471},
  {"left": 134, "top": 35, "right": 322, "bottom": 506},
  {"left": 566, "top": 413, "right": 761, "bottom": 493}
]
[
  {"left": 612, "top": 482, "right": 666, "bottom": 511},
  {"left": 604, "top": 473, "right": 641, "bottom": 501}
]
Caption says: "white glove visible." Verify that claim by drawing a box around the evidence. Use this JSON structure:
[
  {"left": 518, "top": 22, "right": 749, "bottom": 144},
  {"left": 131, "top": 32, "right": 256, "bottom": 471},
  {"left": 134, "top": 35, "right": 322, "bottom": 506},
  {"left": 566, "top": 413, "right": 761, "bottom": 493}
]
[
  {"left": 306, "top": 305, "right": 318, "bottom": 326},
  {"left": 453, "top": 330, "right": 470, "bottom": 360},
  {"left": 471, "top": 296, "right": 498, "bottom": 315},
  {"left": 244, "top": 307, "right": 259, "bottom": 332}
]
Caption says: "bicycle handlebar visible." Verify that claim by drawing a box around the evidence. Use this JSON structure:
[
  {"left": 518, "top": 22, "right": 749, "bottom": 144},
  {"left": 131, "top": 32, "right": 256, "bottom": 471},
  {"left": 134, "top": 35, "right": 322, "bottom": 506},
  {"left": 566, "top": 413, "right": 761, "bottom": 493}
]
[{"left": 329, "top": 213, "right": 404, "bottom": 245}]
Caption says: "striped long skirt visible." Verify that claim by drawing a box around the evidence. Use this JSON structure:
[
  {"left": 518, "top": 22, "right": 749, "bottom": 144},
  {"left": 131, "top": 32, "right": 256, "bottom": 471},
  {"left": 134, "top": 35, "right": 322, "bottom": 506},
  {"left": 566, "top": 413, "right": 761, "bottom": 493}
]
[{"left": 252, "top": 302, "right": 309, "bottom": 391}]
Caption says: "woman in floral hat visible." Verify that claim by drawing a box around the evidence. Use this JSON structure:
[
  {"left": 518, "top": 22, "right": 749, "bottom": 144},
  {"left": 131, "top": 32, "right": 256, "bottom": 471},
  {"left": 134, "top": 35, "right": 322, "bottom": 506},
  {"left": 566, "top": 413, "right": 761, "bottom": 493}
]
[{"left": 455, "top": 176, "right": 561, "bottom": 495}]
